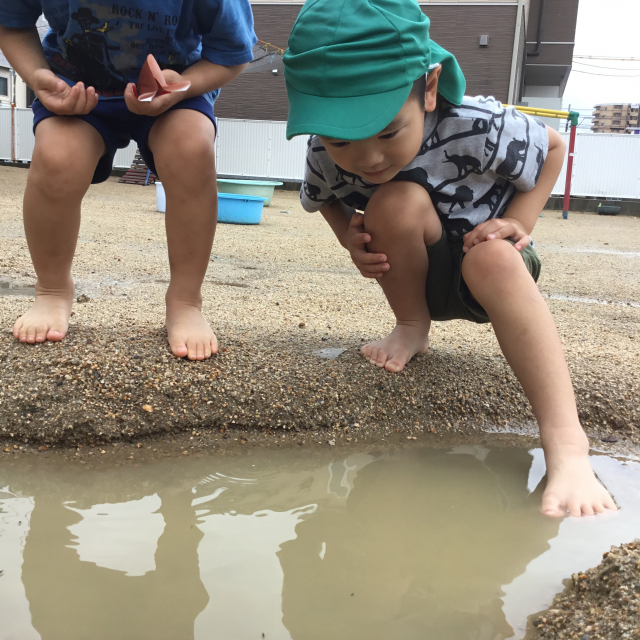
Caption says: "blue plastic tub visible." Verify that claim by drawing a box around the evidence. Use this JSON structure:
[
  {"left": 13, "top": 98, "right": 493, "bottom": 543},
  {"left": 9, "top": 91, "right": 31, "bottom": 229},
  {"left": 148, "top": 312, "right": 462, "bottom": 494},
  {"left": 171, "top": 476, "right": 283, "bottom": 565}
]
[
  {"left": 218, "top": 192, "right": 267, "bottom": 225},
  {"left": 216, "top": 179, "right": 283, "bottom": 206}
]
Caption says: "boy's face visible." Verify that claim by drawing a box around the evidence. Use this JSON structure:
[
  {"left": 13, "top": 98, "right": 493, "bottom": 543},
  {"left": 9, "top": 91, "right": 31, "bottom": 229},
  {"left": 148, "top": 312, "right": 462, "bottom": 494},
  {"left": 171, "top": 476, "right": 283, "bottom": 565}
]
[{"left": 319, "top": 67, "right": 441, "bottom": 184}]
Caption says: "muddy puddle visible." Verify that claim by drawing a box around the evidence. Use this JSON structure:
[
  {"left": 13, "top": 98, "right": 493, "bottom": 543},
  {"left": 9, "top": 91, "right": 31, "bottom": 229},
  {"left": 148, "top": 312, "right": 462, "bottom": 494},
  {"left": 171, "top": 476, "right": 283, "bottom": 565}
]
[
  {"left": 1, "top": 443, "right": 639, "bottom": 640},
  {"left": 0, "top": 280, "right": 35, "bottom": 298}
]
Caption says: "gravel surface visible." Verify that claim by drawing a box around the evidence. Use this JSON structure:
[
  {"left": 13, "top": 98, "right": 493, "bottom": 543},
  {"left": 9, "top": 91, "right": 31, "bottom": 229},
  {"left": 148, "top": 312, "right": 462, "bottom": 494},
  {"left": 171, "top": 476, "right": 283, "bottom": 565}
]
[
  {"left": 530, "top": 540, "right": 640, "bottom": 639},
  {"left": 0, "top": 166, "right": 638, "bottom": 455}
]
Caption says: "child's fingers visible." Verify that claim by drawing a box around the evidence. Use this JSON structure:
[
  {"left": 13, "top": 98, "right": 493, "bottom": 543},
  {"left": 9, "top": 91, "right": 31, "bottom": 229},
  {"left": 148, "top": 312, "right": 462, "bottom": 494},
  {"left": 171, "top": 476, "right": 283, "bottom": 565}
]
[
  {"left": 349, "top": 212, "right": 365, "bottom": 228},
  {"left": 513, "top": 233, "right": 531, "bottom": 251},
  {"left": 72, "top": 83, "right": 87, "bottom": 114},
  {"left": 80, "top": 87, "right": 98, "bottom": 114},
  {"left": 350, "top": 232, "right": 371, "bottom": 246},
  {"left": 356, "top": 250, "right": 387, "bottom": 264}
]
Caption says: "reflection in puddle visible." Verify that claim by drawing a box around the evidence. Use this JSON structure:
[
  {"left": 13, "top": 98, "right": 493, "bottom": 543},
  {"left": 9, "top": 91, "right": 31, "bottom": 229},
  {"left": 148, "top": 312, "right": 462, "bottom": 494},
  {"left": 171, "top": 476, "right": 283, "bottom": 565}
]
[
  {"left": 0, "top": 445, "right": 638, "bottom": 640},
  {"left": 0, "top": 280, "right": 35, "bottom": 297},
  {"left": 66, "top": 494, "right": 165, "bottom": 576},
  {"left": 543, "top": 292, "right": 640, "bottom": 308}
]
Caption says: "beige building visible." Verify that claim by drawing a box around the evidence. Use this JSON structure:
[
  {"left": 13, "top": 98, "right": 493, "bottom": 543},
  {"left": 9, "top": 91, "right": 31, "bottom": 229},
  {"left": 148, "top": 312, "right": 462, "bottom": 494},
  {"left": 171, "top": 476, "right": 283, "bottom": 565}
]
[{"left": 591, "top": 103, "right": 640, "bottom": 134}]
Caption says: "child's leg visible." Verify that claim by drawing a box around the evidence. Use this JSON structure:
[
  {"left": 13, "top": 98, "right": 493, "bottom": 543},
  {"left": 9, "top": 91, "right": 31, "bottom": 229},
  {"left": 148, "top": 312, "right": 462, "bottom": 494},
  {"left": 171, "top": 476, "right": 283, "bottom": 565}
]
[
  {"left": 361, "top": 181, "right": 442, "bottom": 372},
  {"left": 462, "top": 240, "right": 617, "bottom": 517},
  {"left": 147, "top": 109, "right": 218, "bottom": 361},
  {"left": 13, "top": 118, "right": 105, "bottom": 343}
]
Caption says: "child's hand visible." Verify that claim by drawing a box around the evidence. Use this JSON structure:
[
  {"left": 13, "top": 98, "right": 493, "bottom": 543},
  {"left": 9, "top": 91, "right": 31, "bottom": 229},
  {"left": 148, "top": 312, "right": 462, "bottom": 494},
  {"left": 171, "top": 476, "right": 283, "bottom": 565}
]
[
  {"left": 124, "top": 70, "right": 188, "bottom": 116},
  {"left": 32, "top": 69, "right": 98, "bottom": 115},
  {"left": 462, "top": 217, "right": 530, "bottom": 253},
  {"left": 346, "top": 212, "right": 389, "bottom": 278}
]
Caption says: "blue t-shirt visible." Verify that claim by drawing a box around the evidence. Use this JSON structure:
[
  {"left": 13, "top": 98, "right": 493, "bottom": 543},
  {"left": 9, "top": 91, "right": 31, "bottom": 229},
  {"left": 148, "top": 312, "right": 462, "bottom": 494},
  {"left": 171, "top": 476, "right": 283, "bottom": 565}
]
[{"left": 0, "top": 1, "right": 256, "bottom": 97}]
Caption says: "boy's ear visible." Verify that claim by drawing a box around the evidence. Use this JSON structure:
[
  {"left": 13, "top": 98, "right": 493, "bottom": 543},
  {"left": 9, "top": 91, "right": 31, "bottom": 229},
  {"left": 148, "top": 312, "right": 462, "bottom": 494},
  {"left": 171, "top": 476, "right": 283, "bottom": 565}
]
[{"left": 424, "top": 64, "right": 442, "bottom": 113}]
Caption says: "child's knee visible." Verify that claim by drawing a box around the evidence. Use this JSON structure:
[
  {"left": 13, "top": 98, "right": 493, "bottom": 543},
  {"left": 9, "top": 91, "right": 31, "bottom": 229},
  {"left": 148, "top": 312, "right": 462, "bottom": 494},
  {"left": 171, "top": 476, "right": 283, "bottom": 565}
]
[
  {"left": 154, "top": 134, "right": 216, "bottom": 181},
  {"left": 462, "top": 240, "right": 524, "bottom": 286},
  {"left": 30, "top": 143, "right": 93, "bottom": 198},
  {"left": 151, "top": 112, "right": 216, "bottom": 180},
  {"left": 365, "top": 181, "right": 440, "bottom": 240}
]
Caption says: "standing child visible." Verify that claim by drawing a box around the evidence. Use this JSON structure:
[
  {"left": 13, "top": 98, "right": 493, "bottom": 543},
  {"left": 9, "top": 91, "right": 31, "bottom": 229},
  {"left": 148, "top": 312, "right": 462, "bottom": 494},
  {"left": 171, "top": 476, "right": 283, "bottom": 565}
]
[
  {"left": 0, "top": 1, "right": 256, "bottom": 360},
  {"left": 283, "top": 0, "right": 617, "bottom": 517}
]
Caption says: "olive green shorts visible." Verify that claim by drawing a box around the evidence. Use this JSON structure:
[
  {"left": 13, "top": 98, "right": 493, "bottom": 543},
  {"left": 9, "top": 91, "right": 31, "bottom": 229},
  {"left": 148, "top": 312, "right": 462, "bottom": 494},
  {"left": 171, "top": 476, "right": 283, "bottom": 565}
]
[{"left": 425, "top": 231, "right": 542, "bottom": 323}]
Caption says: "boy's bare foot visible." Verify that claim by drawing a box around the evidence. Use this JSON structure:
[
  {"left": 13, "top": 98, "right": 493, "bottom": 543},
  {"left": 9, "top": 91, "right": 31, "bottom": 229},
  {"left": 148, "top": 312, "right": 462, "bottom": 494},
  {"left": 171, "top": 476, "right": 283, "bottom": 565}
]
[
  {"left": 165, "top": 297, "right": 218, "bottom": 361},
  {"left": 13, "top": 279, "right": 75, "bottom": 344},
  {"left": 360, "top": 321, "right": 430, "bottom": 373},
  {"left": 541, "top": 444, "right": 618, "bottom": 517}
]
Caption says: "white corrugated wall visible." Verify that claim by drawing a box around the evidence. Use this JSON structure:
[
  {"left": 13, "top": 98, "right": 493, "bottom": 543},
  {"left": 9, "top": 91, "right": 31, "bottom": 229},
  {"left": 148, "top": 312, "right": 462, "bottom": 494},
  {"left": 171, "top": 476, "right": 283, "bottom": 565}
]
[
  {"left": 2, "top": 112, "right": 640, "bottom": 197},
  {"left": 113, "top": 141, "right": 138, "bottom": 169},
  {"left": 551, "top": 132, "right": 640, "bottom": 199},
  {"left": 0, "top": 108, "right": 11, "bottom": 161},
  {"left": 13, "top": 108, "right": 35, "bottom": 162}
]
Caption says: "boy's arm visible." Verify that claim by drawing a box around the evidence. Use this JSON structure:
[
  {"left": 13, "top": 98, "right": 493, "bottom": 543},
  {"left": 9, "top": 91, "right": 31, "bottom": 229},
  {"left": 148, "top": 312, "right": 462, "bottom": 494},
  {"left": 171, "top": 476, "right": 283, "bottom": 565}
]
[
  {"left": 462, "top": 126, "right": 566, "bottom": 253},
  {"left": 320, "top": 201, "right": 390, "bottom": 278},
  {"left": 0, "top": 26, "right": 98, "bottom": 114}
]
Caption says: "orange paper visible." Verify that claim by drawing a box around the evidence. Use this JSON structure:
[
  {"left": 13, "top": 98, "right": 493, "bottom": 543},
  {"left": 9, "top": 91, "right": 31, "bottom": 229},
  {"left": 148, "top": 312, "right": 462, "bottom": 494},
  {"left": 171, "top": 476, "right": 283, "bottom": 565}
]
[{"left": 133, "top": 54, "right": 191, "bottom": 102}]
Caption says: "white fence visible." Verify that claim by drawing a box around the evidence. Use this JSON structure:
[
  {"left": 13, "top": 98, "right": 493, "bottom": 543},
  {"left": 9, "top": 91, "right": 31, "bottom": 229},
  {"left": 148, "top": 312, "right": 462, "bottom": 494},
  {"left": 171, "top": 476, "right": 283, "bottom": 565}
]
[
  {"left": 551, "top": 132, "right": 640, "bottom": 199},
  {"left": 0, "top": 109, "right": 309, "bottom": 180},
  {"left": 2, "top": 107, "right": 640, "bottom": 198}
]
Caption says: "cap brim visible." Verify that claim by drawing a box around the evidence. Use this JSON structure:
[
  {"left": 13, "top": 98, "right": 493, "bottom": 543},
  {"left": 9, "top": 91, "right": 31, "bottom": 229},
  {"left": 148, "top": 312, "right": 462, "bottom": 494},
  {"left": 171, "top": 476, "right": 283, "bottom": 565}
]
[{"left": 286, "top": 81, "right": 412, "bottom": 140}]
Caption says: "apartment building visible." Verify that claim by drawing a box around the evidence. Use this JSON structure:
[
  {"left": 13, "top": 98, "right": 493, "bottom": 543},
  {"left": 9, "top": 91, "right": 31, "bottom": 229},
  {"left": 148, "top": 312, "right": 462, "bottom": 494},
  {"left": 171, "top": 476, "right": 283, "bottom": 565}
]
[
  {"left": 591, "top": 103, "right": 640, "bottom": 134},
  {"left": 216, "top": 0, "right": 580, "bottom": 126}
]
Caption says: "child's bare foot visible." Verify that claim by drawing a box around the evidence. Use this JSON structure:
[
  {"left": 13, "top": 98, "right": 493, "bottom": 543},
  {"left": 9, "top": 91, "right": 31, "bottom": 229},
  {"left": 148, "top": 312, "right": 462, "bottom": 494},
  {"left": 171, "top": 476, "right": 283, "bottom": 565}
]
[
  {"left": 13, "top": 279, "right": 75, "bottom": 344},
  {"left": 360, "top": 320, "right": 430, "bottom": 373},
  {"left": 165, "top": 296, "right": 218, "bottom": 361},
  {"left": 541, "top": 444, "right": 618, "bottom": 517}
]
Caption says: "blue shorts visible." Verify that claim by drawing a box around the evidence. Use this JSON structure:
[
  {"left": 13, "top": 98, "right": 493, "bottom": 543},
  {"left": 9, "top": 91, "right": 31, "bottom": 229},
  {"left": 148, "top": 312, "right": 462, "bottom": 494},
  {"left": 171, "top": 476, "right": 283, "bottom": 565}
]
[{"left": 32, "top": 95, "right": 217, "bottom": 184}]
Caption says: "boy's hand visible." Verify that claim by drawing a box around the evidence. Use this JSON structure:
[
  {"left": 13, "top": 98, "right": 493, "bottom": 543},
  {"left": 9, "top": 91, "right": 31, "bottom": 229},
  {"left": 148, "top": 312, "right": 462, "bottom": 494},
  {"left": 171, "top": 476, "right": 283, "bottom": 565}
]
[
  {"left": 462, "top": 217, "right": 530, "bottom": 253},
  {"left": 124, "top": 70, "right": 188, "bottom": 116},
  {"left": 346, "top": 212, "right": 389, "bottom": 278},
  {"left": 32, "top": 69, "right": 98, "bottom": 115}
]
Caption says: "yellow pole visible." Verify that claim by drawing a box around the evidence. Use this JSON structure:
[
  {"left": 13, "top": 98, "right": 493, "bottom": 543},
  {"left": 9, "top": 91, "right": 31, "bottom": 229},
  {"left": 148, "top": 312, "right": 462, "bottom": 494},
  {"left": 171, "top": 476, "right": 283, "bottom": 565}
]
[{"left": 507, "top": 105, "right": 571, "bottom": 120}]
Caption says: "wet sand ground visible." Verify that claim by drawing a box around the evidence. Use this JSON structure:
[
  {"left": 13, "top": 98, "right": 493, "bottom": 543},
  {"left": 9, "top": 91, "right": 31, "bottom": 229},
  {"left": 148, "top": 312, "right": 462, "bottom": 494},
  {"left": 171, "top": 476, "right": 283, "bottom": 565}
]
[
  {"left": 0, "top": 165, "right": 639, "bottom": 635},
  {"left": 0, "top": 166, "right": 638, "bottom": 455}
]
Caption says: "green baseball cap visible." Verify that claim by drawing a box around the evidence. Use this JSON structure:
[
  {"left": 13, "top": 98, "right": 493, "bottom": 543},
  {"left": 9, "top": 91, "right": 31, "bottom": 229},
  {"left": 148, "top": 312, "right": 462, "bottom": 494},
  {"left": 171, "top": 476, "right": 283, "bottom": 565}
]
[{"left": 284, "top": 0, "right": 466, "bottom": 140}]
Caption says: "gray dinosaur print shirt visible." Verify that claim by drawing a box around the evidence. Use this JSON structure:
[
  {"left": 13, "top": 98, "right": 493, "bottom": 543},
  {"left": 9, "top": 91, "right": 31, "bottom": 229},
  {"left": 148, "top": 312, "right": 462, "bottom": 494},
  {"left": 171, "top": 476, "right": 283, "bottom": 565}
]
[{"left": 300, "top": 95, "right": 549, "bottom": 237}]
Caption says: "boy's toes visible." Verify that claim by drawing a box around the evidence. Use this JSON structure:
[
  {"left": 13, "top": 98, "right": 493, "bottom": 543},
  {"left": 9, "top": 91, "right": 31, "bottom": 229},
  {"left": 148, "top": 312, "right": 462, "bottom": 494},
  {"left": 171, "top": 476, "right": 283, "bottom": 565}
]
[
  {"left": 581, "top": 503, "right": 595, "bottom": 517},
  {"left": 210, "top": 336, "right": 218, "bottom": 356},
  {"left": 360, "top": 344, "right": 373, "bottom": 359},
  {"left": 372, "top": 348, "right": 387, "bottom": 367},
  {"left": 541, "top": 493, "right": 565, "bottom": 518},
  {"left": 385, "top": 356, "right": 406, "bottom": 373},
  {"left": 36, "top": 323, "right": 49, "bottom": 342},
  {"left": 169, "top": 337, "right": 189, "bottom": 358}
]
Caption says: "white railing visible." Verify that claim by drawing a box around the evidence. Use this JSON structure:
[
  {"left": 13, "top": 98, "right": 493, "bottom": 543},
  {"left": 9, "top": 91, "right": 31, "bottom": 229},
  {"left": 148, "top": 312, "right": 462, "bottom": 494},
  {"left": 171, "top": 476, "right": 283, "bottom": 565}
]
[{"left": 2, "top": 108, "right": 640, "bottom": 198}]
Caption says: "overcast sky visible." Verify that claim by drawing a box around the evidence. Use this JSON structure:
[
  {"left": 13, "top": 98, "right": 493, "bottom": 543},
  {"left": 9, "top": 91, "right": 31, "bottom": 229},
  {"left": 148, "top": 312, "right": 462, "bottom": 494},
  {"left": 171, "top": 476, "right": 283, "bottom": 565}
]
[{"left": 562, "top": 0, "right": 640, "bottom": 123}]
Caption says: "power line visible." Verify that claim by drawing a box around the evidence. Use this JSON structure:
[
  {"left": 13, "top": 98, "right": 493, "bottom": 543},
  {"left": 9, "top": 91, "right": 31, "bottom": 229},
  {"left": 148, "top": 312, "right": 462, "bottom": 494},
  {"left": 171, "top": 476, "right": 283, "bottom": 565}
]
[
  {"left": 574, "top": 61, "right": 640, "bottom": 71},
  {"left": 571, "top": 69, "right": 640, "bottom": 78},
  {"left": 573, "top": 55, "right": 640, "bottom": 61}
]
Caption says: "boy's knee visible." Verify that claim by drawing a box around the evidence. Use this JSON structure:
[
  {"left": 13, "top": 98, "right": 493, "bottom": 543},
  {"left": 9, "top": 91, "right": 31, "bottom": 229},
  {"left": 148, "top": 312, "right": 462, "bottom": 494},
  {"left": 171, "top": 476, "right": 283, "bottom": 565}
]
[
  {"left": 152, "top": 113, "right": 216, "bottom": 180},
  {"left": 365, "top": 181, "right": 440, "bottom": 241},
  {"left": 30, "top": 142, "right": 93, "bottom": 198},
  {"left": 462, "top": 240, "right": 523, "bottom": 286}
]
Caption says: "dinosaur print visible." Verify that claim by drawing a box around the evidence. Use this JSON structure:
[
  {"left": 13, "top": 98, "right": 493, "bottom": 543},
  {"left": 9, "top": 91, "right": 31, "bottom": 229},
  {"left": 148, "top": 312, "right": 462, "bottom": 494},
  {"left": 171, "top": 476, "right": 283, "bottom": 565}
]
[
  {"left": 496, "top": 139, "right": 528, "bottom": 181},
  {"left": 443, "top": 151, "right": 483, "bottom": 179},
  {"left": 335, "top": 165, "right": 373, "bottom": 187},
  {"left": 430, "top": 185, "right": 474, "bottom": 214}
]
